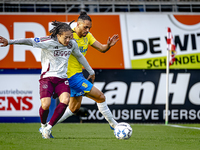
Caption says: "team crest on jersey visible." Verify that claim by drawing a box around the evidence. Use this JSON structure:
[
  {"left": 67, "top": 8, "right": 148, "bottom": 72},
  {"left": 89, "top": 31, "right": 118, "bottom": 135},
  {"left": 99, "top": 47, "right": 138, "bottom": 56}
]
[
  {"left": 67, "top": 41, "right": 73, "bottom": 49},
  {"left": 65, "top": 80, "right": 69, "bottom": 85},
  {"left": 34, "top": 37, "right": 40, "bottom": 43},
  {"left": 42, "top": 84, "right": 48, "bottom": 89}
]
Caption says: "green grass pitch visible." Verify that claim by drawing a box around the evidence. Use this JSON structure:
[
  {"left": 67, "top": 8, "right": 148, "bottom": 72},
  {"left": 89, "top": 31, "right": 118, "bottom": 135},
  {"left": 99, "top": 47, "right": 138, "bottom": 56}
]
[{"left": 0, "top": 123, "right": 200, "bottom": 150}]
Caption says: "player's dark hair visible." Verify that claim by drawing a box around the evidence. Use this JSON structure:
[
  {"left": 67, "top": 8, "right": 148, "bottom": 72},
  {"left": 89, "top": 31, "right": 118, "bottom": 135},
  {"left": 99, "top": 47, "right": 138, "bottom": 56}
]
[
  {"left": 50, "top": 20, "right": 75, "bottom": 38},
  {"left": 78, "top": 10, "right": 92, "bottom": 22}
]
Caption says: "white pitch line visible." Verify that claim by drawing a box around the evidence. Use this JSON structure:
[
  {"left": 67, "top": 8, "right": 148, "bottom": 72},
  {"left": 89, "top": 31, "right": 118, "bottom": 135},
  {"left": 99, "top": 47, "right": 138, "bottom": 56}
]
[{"left": 167, "top": 124, "right": 200, "bottom": 130}]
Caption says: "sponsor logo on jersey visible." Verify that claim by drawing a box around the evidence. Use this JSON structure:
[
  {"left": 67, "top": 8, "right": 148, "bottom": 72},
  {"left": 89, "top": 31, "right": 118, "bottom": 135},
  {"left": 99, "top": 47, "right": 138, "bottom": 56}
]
[
  {"left": 54, "top": 50, "right": 71, "bottom": 57},
  {"left": 34, "top": 37, "right": 40, "bottom": 43},
  {"left": 54, "top": 46, "right": 58, "bottom": 49},
  {"left": 83, "top": 37, "right": 88, "bottom": 44},
  {"left": 79, "top": 46, "right": 88, "bottom": 53}
]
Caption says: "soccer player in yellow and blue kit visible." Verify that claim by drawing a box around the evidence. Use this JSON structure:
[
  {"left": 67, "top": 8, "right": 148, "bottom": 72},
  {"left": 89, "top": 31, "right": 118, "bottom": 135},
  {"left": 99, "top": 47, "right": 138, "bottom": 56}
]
[{"left": 57, "top": 11, "right": 119, "bottom": 129}]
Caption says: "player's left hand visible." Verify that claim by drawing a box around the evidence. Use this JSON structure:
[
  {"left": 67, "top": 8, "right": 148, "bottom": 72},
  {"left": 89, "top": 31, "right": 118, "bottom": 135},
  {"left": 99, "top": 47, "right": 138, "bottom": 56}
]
[
  {"left": 107, "top": 34, "right": 119, "bottom": 48},
  {"left": 0, "top": 36, "right": 8, "bottom": 47},
  {"left": 87, "top": 74, "right": 95, "bottom": 84}
]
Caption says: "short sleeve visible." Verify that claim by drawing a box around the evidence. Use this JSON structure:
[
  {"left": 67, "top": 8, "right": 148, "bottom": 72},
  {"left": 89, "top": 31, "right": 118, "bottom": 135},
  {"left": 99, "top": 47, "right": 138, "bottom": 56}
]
[{"left": 88, "top": 33, "right": 96, "bottom": 46}]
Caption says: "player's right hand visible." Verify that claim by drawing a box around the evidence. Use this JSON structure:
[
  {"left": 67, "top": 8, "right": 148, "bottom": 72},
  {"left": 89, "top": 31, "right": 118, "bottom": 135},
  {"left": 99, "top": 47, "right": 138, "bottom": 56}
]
[
  {"left": 87, "top": 74, "right": 95, "bottom": 84},
  {"left": 0, "top": 36, "right": 8, "bottom": 47}
]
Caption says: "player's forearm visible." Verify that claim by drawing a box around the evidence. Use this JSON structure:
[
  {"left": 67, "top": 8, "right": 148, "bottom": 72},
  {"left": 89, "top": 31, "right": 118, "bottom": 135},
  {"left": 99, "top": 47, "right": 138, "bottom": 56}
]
[
  {"left": 8, "top": 38, "right": 33, "bottom": 46},
  {"left": 92, "top": 41, "right": 110, "bottom": 53},
  {"left": 100, "top": 44, "right": 110, "bottom": 53},
  {"left": 77, "top": 55, "right": 95, "bottom": 75}
]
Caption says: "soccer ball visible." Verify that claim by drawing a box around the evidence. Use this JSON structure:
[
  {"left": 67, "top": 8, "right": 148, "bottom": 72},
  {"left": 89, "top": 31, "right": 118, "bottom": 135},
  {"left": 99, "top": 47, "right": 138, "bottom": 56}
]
[{"left": 114, "top": 122, "right": 132, "bottom": 140}]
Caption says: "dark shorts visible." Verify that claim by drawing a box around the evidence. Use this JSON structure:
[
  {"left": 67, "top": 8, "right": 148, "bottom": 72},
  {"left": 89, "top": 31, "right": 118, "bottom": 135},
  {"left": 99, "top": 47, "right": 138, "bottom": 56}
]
[{"left": 39, "top": 77, "right": 70, "bottom": 99}]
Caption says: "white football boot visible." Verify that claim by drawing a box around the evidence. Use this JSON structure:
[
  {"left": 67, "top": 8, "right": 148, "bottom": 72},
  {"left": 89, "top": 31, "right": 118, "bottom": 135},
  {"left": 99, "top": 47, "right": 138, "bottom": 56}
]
[{"left": 42, "top": 127, "right": 54, "bottom": 139}]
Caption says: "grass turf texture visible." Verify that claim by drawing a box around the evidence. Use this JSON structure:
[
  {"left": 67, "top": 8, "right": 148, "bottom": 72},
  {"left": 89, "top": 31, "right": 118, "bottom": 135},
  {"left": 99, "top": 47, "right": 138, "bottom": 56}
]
[{"left": 0, "top": 123, "right": 200, "bottom": 150}]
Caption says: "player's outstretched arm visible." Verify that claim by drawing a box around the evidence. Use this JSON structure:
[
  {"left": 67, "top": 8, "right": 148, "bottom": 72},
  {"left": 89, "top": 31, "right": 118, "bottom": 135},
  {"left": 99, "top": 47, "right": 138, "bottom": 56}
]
[
  {"left": 91, "top": 34, "right": 119, "bottom": 53},
  {"left": 0, "top": 36, "right": 34, "bottom": 46},
  {"left": 0, "top": 36, "right": 8, "bottom": 47}
]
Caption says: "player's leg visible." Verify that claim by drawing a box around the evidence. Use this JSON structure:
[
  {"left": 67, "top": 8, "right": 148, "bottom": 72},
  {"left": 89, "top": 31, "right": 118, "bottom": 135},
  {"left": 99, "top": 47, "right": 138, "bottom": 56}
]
[
  {"left": 67, "top": 73, "right": 117, "bottom": 128},
  {"left": 57, "top": 96, "right": 82, "bottom": 123},
  {"left": 39, "top": 77, "right": 54, "bottom": 133},
  {"left": 68, "top": 96, "right": 82, "bottom": 113},
  {"left": 43, "top": 92, "right": 70, "bottom": 139},
  {"left": 40, "top": 97, "right": 51, "bottom": 124},
  {"left": 42, "top": 78, "right": 70, "bottom": 139},
  {"left": 57, "top": 72, "right": 117, "bottom": 128},
  {"left": 57, "top": 73, "right": 84, "bottom": 123},
  {"left": 86, "top": 86, "right": 118, "bottom": 129},
  {"left": 48, "top": 92, "right": 70, "bottom": 126},
  {"left": 39, "top": 97, "right": 51, "bottom": 133}
]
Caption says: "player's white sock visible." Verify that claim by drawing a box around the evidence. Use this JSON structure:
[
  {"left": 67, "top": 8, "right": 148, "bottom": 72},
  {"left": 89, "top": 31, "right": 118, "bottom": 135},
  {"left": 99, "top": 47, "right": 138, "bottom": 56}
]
[
  {"left": 97, "top": 102, "right": 118, "bottom": 128},
  {"left": 41, "top": 123, "right": 47, "bottom": 128},
  {"left": 46, "top": 124, "right": 52, "bottom": 130},
  {"left": 57, "top": 106, "right": 74, "bottom": 123}
]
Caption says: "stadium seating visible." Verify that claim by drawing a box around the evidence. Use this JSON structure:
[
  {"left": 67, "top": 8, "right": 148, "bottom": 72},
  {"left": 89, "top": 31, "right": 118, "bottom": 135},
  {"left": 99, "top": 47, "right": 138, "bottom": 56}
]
[{"left": 0, "top": 0, "right": 200, "bottom": 12}]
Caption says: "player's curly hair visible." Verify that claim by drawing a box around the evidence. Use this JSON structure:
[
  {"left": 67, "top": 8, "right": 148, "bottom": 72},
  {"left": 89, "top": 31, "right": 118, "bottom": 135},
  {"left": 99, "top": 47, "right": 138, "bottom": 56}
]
[
  {"left": 50, "top": 20, "right": 75, "bottom": 38},
  {"left": 78, "top": 10, "right": 92, "bottom": 22}
]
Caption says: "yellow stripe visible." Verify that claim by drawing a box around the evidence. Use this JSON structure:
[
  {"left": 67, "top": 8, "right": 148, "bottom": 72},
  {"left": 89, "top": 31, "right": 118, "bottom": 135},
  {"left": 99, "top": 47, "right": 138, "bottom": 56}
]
[{"left": 131, "top": 53, "right": 200, "bottom": 69}]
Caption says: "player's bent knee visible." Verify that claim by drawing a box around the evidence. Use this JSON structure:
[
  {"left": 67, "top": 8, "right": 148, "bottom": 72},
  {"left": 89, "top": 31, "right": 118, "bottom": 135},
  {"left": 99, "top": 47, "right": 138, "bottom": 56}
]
[
  {"left": 62, "top": 100, "right": 70, "bottom": 105},
  {"left": 100, "top": 93, "right": 106, "bottom": 101},
  {"left": 95, "top": 93, "right": 105, "bottom": 103},
  {"left": 60, "top": 98, "right": 70, "bottom": 105},
  {"left": 69, "top": 101, "right": 81, "bottom": 113},
  {"left": 41, "top": 103, "right": 50, "bottom": 110},
  {"left": 72, "top": 108, "right": 80, "bottom": 114},
  {"left": 41, "top": 97, "right": 51, "bottom": 110},
  {"left": 70, "top": 106, "right": 80, "bottom": 113}
]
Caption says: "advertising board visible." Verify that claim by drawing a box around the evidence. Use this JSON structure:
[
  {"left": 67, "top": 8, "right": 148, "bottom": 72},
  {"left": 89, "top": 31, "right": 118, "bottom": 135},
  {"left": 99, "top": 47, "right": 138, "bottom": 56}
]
[
  {"left": 0, "top": 13, "right": 199, "bottom": 123},
  {"left": 80, "top": 69, "right": 200, "bottom": 123}
]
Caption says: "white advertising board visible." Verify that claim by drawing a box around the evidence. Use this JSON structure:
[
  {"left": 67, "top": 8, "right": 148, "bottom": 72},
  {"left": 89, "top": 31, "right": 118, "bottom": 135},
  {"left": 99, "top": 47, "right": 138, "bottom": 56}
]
[
  {"left": 123, "top": 13, "right": 200, "bottom": 69},
  {"left": 0, "top": 74, "right": 40, "bottom": 116}
]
